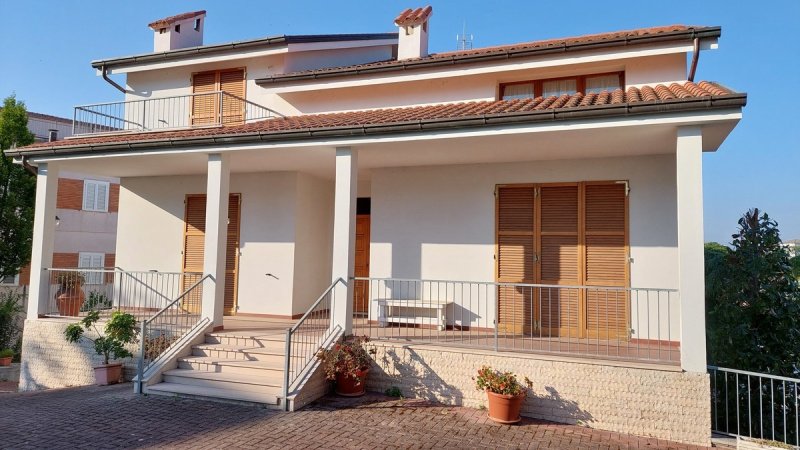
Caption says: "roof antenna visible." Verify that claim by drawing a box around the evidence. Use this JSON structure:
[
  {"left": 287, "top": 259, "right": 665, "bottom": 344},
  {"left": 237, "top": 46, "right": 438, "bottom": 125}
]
[{"left": 456, "top": 21, "right": 473, "bottom": 51}]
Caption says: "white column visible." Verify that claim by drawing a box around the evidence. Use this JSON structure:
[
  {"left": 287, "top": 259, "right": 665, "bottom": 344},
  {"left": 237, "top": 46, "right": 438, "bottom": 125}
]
[
  {"left": 676, "top": 126, "right": 707, "bottom": 373},
  {"left": 27, "top": 162, "right": 60, "bottom": 318},
  {"left": 202, "top": 153, "right": 230, "bottom": 328},
  {"left": 331, "top": 147, "right": 358, "bottom": 335}
]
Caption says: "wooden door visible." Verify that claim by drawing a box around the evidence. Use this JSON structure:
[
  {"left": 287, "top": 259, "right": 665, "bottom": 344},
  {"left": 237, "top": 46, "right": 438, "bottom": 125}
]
[
  {"left": 538, "top": 184, "right": 581, "bottom": 338},
  {"left": 496, "top": 186, "right": 536, "bottom": 333},
  {"left": 353, "top": 215, "right": 371, "bottom": 314},
  {"left": 191, "top": 68, "right": 246, "bottom": 126},
  {"left": 583, "top": 182, "right": 629, "bottom": 339},
  {"left": 182, "top": 194, "right": 241, "bottom": 315}
]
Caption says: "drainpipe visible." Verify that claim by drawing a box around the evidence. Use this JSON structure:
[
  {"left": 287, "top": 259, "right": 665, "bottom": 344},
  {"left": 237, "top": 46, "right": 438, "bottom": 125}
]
[
  {"left": 21, "top": 155, "right": 38, "bottom": 176},
  {"left": 688, "top": 37, "right": 700, "bottom": 82},
  {"left": 101, "top": 65, "right": 128, "bottom": 94}
]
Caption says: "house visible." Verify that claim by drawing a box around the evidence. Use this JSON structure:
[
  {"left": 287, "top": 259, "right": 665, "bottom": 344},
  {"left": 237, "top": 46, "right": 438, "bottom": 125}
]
[
  {"left": 8, "top": 8, "right": 746, "bottom": 446},
  {"left": 1, "top": 112, "right": 119, "bottom": 298}
]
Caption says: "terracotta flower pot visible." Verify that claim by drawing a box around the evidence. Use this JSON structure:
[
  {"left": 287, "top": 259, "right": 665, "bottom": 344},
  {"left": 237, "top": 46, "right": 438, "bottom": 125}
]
[
  {"left": 94, "top": 363, "right": 123, "bottom": 386},
  {"left": 56, "top": 289, "right": 85, "bottom": 317},
  {"left": 486, "top": 390, "right": 525, "bottom": 424},
  {"left": 335, "top": 368, "right": 369, "bottom": 397},
  {"left": 0, "top": 356, "right": 11, "bottom": 366}
]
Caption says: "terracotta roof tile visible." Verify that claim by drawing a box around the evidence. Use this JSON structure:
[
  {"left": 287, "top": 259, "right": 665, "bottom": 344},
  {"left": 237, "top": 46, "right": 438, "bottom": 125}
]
[
  {"left": 394, "top": 6, "right": 433, "bottom": 27},
  {"left": 148, "top": 10, "right": 206, "bottom": 30},
  {"left": 258, "top": 25, "right": 719, "bottom": 84},
  {"left": 15, "top": 81, "right": 742, "bottom": 154}
]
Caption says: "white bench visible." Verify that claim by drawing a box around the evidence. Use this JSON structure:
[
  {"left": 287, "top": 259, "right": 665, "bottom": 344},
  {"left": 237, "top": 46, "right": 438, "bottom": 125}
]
[{"left": 376, "top": 299, "right": 451, "bottom": 331}]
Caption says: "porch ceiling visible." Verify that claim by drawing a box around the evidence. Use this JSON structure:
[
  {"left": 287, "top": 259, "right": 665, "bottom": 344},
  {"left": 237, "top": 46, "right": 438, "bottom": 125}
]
[{"left": 46, "top": 116, "right": 739, "bottom": 179}]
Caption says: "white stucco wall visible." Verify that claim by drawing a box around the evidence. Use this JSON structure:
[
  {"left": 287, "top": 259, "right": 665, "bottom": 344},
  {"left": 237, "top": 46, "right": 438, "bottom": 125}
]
[
  {"left": 115, "top": 172, "right": 304, "bottom": 316},
  {"left": 368, "top": 154, "right": 679, "bottom": 340},
  {"left": 291, "top": 173, "right": 335, "bottom": 315}
]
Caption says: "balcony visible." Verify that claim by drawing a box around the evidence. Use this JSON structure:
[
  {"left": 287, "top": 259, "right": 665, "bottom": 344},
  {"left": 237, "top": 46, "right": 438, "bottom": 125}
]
[{"left": 71, "top": 91, "right": 282, "bottom": 136}]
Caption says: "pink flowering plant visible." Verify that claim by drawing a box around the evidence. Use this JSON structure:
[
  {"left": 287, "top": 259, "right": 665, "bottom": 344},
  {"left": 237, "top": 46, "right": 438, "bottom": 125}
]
[
  {"left": 317, "top": 335, "right": 375, "bottom": 382},
  {"left": 473, "top": 365, "right": 532, "bottom": 396}
]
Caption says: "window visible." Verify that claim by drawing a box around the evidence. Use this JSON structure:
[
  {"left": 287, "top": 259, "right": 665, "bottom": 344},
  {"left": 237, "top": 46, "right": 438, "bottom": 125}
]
[
  {"left": 194, "top": 18, "right": 201, "bottom": 31},
  {"left": 0, "top": 274, "right": 18, "bottom": 285},
  {"left": 175, "top": 24, "right": 181, "bottom": 33},
  {"left": 500, "top": 72, "right": 624, "bottom": 100},
  {"left": 79, "top": 253, "right": 105, "bottom": 285},
  {"left": 159, "top": 28, "right": 166, "bottom": 34},
  {"left": 83, "top": 180, "right": 109, "bottom": 212}
]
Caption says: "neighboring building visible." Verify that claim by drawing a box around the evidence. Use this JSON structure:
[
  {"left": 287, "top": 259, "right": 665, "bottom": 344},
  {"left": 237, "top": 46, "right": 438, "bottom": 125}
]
[
  {"left": 0, "top": 113, "right": 119, "bottom": 290},
  {"left": 9, "top": 8, "right": 746, "bottom": 446}
]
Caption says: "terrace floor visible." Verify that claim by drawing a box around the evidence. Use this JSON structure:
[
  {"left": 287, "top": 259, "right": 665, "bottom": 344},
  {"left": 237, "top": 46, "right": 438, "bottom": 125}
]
[{"left": 1, "top": 383, "right": 710, "bottom": 449}]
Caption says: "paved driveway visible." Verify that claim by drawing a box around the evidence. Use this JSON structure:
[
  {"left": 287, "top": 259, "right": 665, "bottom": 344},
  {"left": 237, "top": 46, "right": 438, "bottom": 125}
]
[{"left": 1, "top": 384, "right": 708, "bottom": 449}]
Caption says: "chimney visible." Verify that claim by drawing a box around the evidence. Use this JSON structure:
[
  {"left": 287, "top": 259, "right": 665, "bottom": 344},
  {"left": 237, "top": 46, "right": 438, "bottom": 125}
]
[
  {"left": 394, "top": 6, "right": 432, "bottom": 60},
  {"left": 48, "top": 129, "right": 58, "bottom": 142},
  {"left": 148, "top": 10, "right": 206, "bottom": 52}
]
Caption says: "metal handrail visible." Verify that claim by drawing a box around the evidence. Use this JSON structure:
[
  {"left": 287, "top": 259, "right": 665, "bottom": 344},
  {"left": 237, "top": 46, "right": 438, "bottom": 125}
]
[
  {"left": 136, "top": 274, "right": 211, "bottom": 393},
  {"left": 709, "top": 366, "right": 800, "bottom": 384},
  {"left": 283, "top": 278, "right": 346, "bottom": 410},
  {"left": 352, "top": 276, "right": 678, "bottom": 292}
]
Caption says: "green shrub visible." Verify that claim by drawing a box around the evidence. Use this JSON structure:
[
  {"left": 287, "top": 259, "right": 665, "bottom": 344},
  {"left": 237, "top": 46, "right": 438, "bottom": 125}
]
[
  {"left": 0, "top": 348, "right": 13, "bottom": 358},
  {"left": 64, "top": 310, "right": 139, "bottom": 365},
  {"left": 0, "top": 291, "right": 24, "bottom": 351},
  {"left": 81, "top": 291, "right": 112, "bottom": 312}
]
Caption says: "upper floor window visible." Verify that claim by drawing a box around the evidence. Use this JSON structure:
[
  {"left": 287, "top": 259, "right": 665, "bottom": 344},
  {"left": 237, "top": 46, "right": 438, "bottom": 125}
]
[
  {"left": 0, "top": 274, "right": 18, "bottom": 285},
  {"left": 500, "top": 72, "right": 623, "bottom": 100},
  {"left": 83, "top": 180, "right": 109, "bottom": 212},
  {"left": 79, "top": 252, "right": 105, "bottom": 284}
]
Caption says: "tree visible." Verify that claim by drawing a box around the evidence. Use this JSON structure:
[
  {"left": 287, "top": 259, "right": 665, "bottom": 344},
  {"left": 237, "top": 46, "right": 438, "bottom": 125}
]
[
  {"left": 0, "top": 95, "right": 35, "bottom": 278},
  {"left": 704, "top": 242, "right": 729, "bottom": 310},
  {"left": 706, "top": 209, "right": 800, "bottom": 377},
  {"left": 791, "top": 255, "right": 800, "bottom": 280}
]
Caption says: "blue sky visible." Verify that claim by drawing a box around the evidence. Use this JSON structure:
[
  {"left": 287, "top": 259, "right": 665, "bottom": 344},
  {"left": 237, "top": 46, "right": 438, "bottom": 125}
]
[{"left": 0, "top": 0, "right": 797, "bottom": 244}]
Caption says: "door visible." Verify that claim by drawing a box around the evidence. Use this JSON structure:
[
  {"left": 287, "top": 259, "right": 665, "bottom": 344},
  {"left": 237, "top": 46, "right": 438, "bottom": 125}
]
[
  {"left": 182, "top": 194, "right": 242, "bottom": 315},
  {"left": 496, "top": 181, "right": 629, "bottom": 338},
  {"left": 353, "top": 215, "right": 371, "bottom": 314},
  {"left": 191, "top": 68, "right": 246, "bottom": 126}
]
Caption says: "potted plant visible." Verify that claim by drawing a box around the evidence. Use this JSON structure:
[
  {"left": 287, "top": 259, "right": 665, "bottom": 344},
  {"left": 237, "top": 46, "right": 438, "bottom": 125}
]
[
  {"left": 0, "top": 348, "right": 12, "bottom": 366},
  {"left": 317, "top": 335, "right": 375, "bottom": 396},
  {"left": 55, "top": 271, "right": 86, "bottom": 316},
  {"left": 474, "top": 365, "right": 532, "bottom": 424},
  {"left": 64, "top": 310, "right": 139, "bottom": 385}
]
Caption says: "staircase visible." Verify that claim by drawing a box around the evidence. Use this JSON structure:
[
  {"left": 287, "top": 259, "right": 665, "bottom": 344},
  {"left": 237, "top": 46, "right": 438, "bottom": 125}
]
[{"left": 145, "top": 331, "right": 287, "bottom": 408}]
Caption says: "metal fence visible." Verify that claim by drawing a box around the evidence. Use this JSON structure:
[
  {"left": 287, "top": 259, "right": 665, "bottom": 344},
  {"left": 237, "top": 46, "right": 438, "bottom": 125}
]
[
  {"left": 72, "top": 91, "right": 282, "bottom": 136},
  {"left": 709, "top": 366, "right": 800, "bottom": 447},
  {"left": 352, "top": 277, "right": 680, "bottom": 364},
  {"left": 43, "top": 268, "right": 201, "bottom": 319},
  {"left": 283, "top": 278, "right": 344, "bottom": 410},
  {"left": 137, "top": 275, "right": 210, "bottom": 390}
]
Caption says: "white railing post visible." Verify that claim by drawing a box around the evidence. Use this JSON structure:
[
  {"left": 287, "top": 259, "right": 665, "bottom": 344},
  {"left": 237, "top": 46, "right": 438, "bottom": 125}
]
[
  {"left": 202, "top": 153, "right": 230, "bottom": 328},
  {"left": 331, "top": 146, "right": 358, "bottom": 335},
  {"left": 676, "top": 126, "right": 707, "bottom": 373},
  {"left": 28, "top": 162, "right": 60, "bottom": 318}
]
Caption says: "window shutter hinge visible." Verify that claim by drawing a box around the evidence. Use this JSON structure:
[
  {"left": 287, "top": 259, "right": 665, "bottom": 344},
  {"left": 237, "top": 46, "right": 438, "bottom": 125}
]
[{"left": 535, "top": 187, "right": 540, "bottom": 197}]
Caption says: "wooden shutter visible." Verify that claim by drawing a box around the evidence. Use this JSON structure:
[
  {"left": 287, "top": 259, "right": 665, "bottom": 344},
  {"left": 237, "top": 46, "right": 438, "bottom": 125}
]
[
  {"left": 538, "top": 184, "right": 580, "bottom": 338},
  {"left": 353, "top": 215, "right": 371, "bottom": 314},
  {"left": 182, "top": 195, "right": 207, "bottom": 313},
  {"left": 224, "top": 195, "right": 241, "bottom": 315},
  {"left": 583, "top": 182, "right": 628, "bottom": 339},
  {"left": 191, "top": 72, "right": 218, "bottom": 126},
  {"left": 219, "top": 69, "right": 245, "bottom": 125},
  {"left": 496, "top": 186, "right": 535, "bottom": 333}
]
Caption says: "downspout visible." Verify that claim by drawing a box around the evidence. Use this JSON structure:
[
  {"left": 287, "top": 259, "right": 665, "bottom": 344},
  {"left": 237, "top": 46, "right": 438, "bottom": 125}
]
[
  {"left": 101, "top": 65, "right": 128, "bottom": 94},
  {"left": 688, "top": 37, "right": 700, "bottom": 82},
  {"left": 21, "top": 156, "right": 38, "bottom": 176}
]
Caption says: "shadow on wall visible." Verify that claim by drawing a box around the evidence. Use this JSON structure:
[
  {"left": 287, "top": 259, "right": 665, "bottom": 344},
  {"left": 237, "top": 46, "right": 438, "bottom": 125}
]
[
  {"left": 527, "top": 385, "right": 595, "bottom": 426},
  {"left": 373, "top": 346, "right": 463, "bottom": 405}
]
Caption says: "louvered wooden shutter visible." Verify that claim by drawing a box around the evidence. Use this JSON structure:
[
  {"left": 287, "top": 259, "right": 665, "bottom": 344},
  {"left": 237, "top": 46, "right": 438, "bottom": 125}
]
[
  {"left": 224, "top": 194, "right": 241, "bottom": 315},
  {"left": 219, "top": 69, "right": 245, "bottom": 125},
  {"left": 583, "top": 182, "right": 628, "bottom": 339},
  {"left": 496, "top": 186, "right": 535, "bottom": 333},
  {"left": 182, "top": 195, "right": 207, "bottom": 313},
  {"left": 539, "top": 184, "right": 580, "bottom": 337},
  {"left": 191, "top": 71, "right": 218, "bottom": 126}
]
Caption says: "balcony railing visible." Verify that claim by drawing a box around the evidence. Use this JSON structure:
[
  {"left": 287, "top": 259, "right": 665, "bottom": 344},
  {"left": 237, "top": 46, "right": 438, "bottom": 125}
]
[{"left": 72, "top": 91, "right": 282, "bottom": 136}]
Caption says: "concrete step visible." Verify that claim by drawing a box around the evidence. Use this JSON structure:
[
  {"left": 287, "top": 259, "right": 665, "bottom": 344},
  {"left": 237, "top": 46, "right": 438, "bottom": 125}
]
[
  {"left": 145, "top": 382, "right": 281, "bottom": 407},
  {"left": 191, "top": 344, "right": 285, "bottom": 364},
  {"left": 178, "top": 356, "right": 284, "bottom": 376},
  {"left": 161, "top": 368, "right": 283, "bottom": 394},
  {"left": 204, "top": 333, "right": 285, "bottom": 348}
]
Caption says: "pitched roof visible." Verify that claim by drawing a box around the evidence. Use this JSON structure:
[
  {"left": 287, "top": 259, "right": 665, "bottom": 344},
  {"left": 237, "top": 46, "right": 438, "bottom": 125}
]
[
  {"left": 148, "top": 10, "right": 206, "bottom": 30},
  {"left": 10, "top": 81, "right": 745, "bottom": 157},
  {"left": 394, "top": 6, "right": 432, "bottom": 27},
  {"left": 256, "top": 25, "right": 720, "bottom": 85}
]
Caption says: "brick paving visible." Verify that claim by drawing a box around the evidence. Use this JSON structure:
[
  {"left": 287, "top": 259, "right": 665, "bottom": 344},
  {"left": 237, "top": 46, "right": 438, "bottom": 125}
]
[{"left": 1, "top": 384, "right": 710, "bottom": 449}]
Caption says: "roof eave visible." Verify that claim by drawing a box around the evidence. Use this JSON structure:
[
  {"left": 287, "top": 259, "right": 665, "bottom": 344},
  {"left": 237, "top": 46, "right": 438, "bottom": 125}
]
[
  {"left": 8, "top": 93, "right": 745, "bottom": 159},
  {"left": 255, "top": 27, "right": 722, "bottom": 85}
]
